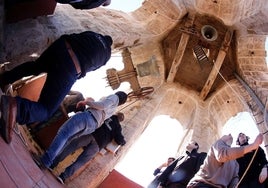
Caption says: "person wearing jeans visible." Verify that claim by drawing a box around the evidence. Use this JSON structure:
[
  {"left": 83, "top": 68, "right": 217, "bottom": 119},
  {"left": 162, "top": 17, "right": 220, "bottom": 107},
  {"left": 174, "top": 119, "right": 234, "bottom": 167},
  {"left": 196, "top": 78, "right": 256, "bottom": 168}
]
[
  {"left": 0, "top": 30, "right": 113, "bottom": 144},
  {"left": 39, "top": 91, "right": 127, "bottom": 169},
  {"left": 50, "top": 112, "right": 126, "bottom": 183}
]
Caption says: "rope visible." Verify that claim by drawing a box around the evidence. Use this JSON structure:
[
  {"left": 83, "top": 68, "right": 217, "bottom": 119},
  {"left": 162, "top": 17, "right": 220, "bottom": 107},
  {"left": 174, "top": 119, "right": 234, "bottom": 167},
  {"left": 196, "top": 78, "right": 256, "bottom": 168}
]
[
  {"left": 213, "top": 62, "right": 267, "bottom": 187},
  {"left": 211, "top": 62, "right": 250, "bottom": 112}
]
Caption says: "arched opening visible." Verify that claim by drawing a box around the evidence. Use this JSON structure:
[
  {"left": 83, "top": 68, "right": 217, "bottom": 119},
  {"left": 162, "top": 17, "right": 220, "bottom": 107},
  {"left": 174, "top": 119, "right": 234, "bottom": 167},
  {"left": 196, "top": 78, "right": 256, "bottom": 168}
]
[
  {"left": 115, "top": 115, "right": 183, "bottom": 187},
  {"left": 222, "top": 112, "right": 266, "bottom": 151}
]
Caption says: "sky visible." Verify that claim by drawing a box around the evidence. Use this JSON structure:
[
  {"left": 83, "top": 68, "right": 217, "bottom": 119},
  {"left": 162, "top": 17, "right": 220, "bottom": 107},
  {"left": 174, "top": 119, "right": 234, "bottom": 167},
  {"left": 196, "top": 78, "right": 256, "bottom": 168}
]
[
  {"left": 71, "top": 52, "right": 129, "bottom": 100},
  {"left": 115, "top": 115, "right": 183, "bottom": 186},
  {"left": 105, "top": 0, "right": 144, "bottom": 12}
]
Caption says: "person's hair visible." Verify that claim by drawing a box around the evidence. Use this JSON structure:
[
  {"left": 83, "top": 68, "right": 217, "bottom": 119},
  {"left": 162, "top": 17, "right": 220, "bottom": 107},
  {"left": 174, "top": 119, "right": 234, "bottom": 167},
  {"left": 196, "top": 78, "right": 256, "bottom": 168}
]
[
  {"left": 116, "top": 112, "right": 124, "bottom": 122},
  {"left": 168, "top": 157, "right": 175, "bottom": 161},
  {"left": 236, "top": 132, "right": 249, "bottom": 145},
  {"left": 194, "top": 141, "right": 199, "bottom": 150},
  {"left": 102, "top": 0, "right": 111, "bottom": 6},
  {"left": 104, "top": 35, "right": 113, "bottom": 46},
  {"left": 115, "top": 91, "right": 128, "bottom": 105}
]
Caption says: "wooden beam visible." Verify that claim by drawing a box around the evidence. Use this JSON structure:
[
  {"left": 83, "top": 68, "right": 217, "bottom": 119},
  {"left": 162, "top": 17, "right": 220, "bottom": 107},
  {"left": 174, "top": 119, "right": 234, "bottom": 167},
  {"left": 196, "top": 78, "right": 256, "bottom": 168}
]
[
  {"left": 167, "top": 33, "right": 190, "bottom": 82},
  {"left": 200, "top": 29, "right": 233, "bottom": 100},
  {"left": 167, "top": 14, "right": 195, "bottom": 82}
]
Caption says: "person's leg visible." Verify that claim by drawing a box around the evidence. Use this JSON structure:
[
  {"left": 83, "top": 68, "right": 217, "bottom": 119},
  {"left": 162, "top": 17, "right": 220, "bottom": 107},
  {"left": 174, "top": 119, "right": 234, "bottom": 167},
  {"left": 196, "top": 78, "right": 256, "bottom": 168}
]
[
  {"left": 0, "top": 61, "right": 42, "bottom": 90},
  {"left": 0, "top": 37, "right": 79, "bottom": 143},
  {"left": 51, "top": 135, "right": 92, "bottom": 168},
  {"left": 59, "top": 136, "right": 99, "bottom": 181},
  {"left": 41, "top": 112, "right": 98, "bottom": 168},
  {"left": 15, "top": 38, "right": 78, "bottom": 124},
  {"left": 0, "top": 36, "right": 66, "bottom": 89}
]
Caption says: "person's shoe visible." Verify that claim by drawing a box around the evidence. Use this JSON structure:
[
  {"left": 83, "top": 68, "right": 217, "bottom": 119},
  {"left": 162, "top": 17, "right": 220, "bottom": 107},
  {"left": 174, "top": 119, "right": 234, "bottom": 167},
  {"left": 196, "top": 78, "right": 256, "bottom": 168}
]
[
  {"left": 47, "top": 167, "right": 53, "bottom": 173},
  {"left": 30, "top": 152, "right": 46, "bottom": 170},
  {"left": 0, "top": 95, "right": 17, "bottom": 144},
  {"left": 57, "top": 174, "right": 65, "bottom": 184}
]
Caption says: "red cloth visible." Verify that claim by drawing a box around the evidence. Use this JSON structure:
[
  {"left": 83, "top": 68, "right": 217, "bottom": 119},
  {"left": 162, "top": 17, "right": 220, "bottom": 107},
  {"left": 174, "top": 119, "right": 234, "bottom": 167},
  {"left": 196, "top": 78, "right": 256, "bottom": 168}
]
[{"left": 98, "top": 169, "right": 143, "bottom": 188}]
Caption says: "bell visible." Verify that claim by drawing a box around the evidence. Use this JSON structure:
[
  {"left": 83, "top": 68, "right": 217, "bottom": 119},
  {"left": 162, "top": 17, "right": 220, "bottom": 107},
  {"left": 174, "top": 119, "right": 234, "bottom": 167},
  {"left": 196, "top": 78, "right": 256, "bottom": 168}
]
[
  {"left": 201, "top": 25, "right": 218, "bottom": 42},
  {"left": 136, "top": 56, "right": 159, "bottom": 77}
]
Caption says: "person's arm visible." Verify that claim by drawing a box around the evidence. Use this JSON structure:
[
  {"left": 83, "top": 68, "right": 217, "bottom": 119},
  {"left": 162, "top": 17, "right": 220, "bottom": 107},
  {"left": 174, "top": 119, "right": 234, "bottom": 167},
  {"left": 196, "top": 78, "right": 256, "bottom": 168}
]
[
  {"left": 153, "top": 168, "right": 161, "bottom": 176},
  {"left": 76, "top": 97, "right": 95, "bottom": 109},
  {"left": 86, "top": 95, "right": 117, "bottom": 110},
  {"left": 259, "top": 164, "right": 268, "bottom": 183},
  {"left": 215, "top": 134, "right": 263, "bottom": 162},
  {"left": 157, "top": 158, "right": 179, "bottom": 184},
  {"left": 153, "top": 162, "right": 168, "bottom": 176},
  {"left": 242, "top": 133, "right": 263, "bottom": 154}
]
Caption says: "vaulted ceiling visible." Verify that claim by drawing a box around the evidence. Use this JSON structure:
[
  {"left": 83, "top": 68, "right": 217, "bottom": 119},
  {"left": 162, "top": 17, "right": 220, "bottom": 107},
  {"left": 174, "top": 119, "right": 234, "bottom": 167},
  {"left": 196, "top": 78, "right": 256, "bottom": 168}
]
[{"left": 161, "top": 13, "right": 236, "bottom": 99}]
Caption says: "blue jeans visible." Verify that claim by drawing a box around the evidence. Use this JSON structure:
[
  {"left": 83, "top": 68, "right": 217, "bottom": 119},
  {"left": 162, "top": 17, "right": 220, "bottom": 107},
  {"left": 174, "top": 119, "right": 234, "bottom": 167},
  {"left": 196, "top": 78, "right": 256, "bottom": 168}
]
[
  {"left": 41, "top": 111, "right": 98, "bottom": 168},
  {"left": 0, "top": 36, "right": 78, "bottom": 124},
  {"left": 51, "top": 134, "right": 99, "bottom": 180}
]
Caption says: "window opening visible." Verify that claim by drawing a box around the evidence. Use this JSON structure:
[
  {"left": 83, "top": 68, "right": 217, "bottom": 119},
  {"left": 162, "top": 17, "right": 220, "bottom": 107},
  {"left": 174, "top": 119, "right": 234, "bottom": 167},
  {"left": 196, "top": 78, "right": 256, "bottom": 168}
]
[{"left": 115, "top": 115, "right": 183, "bottom": 187}]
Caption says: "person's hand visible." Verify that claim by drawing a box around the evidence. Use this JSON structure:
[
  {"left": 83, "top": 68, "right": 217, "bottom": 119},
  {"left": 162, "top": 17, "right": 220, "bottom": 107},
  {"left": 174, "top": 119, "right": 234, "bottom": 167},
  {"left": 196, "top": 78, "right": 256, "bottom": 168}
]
[
  {"left": 259, "top": 166, "right": 267, "bottom": 183},
  {"left": 76, "top": 97, "right": 95, "bottom": 109},
  {"left": 253, "top": 133, "right": 263, "bottom": 148}
]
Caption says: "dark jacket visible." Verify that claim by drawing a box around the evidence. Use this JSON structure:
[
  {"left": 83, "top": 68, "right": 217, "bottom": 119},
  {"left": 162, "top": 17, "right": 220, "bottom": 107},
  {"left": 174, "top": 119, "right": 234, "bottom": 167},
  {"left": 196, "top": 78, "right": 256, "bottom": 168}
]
[
  {"left": 63, "top": 31, "right": 112, "bottom": 78},
  {"left": 158, "top": 149, "right": 207, "bottom": 187},
  {"left": 92, "top": 115, "right": 126, "bottom": 149},
  {"left": 56, "top": 0, "right": 108, "bottom": 10},
  {"left": 236, "top": 143, "right": 268, "bottom": 185}
]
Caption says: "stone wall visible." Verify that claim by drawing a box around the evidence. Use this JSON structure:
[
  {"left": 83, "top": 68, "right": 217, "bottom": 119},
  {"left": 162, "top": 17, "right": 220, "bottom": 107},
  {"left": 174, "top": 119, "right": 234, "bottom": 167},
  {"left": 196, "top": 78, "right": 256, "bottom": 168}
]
[{"left": 1, "top": 0, "right": 268, "bottom": 187}]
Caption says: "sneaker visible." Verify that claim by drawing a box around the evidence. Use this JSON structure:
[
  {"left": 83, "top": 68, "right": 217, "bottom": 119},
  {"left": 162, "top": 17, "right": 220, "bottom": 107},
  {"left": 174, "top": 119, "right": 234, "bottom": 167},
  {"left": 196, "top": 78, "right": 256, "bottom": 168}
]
[
  {"left": 30, "top": 152, "right": 46, "bottom": 170},
  {"left": 56, "top": 176, "right": 65, "bottom": 184},
  {"left": 47, "top": 167, "right": 53, "bottom": 173}
]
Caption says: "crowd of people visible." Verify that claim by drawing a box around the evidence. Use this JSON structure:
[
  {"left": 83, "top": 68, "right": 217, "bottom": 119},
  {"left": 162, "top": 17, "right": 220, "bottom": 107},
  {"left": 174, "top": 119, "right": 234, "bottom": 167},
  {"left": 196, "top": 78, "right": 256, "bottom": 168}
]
[
  {"left": 148, "top": 133, "right": 268, "bottom": 188},
  {"left": 1, "top": 1, "right": 268, "bottom": 187},
  {"left": 0, "top": 0, "right": 129, "bottom": 183}
]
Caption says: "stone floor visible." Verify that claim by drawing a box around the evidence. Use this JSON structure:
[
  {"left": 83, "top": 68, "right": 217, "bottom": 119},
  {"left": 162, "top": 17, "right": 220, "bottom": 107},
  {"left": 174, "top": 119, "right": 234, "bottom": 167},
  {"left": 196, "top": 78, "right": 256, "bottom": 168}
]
[{"left": 0, "top": 125, "right": 65, "bottom": 188}]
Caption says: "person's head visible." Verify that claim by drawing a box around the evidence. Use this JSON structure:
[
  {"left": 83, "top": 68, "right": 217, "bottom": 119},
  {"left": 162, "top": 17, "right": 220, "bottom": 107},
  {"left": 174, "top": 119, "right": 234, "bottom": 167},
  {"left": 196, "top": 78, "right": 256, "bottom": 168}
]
[
  {"left": 116, "top": 112, "right": 124, "bottom": 122},
  {"left": 221, "top": 134, "right": 233, "bottom": 146},
  {"left": 236, "top": 132, "right": 249, "bottom": 146},
  {"left": 115, "top": 91, "right": 128, "bottom": 105},
  {"left": 186, "top": 141, "right": 199, "bottom": 152},
  {"left": 102, "top": 0, "right": 111, "bottom": 6},
  {"left": 104, "top": 35, "right": 113, "bottom": 47},
  {"left": 167, "top": 157, "right": 175, "bottom": 165}
]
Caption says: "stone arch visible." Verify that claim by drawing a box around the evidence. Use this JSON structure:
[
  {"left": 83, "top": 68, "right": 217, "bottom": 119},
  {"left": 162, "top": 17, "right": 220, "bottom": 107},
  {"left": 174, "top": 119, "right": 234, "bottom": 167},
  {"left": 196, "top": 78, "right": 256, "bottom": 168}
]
[{"left": 115, "top": 114, "right": 184, "bottom": 187}]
